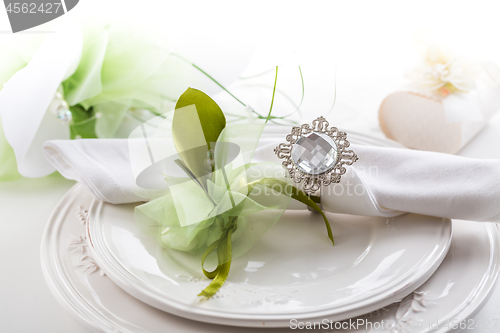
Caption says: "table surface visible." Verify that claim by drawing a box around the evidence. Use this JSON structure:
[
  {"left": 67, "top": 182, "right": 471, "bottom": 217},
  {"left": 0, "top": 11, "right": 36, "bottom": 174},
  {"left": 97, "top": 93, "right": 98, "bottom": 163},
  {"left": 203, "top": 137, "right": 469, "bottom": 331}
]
[{"left": 1, "top": 112, "right": 500, "bottom": 332}]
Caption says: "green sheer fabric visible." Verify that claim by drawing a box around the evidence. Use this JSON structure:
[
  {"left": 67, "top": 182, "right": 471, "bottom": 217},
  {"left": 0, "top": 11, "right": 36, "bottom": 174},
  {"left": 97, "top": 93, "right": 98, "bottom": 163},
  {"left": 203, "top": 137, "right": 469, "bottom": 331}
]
[
  {"left": 72, "top": 23, "right": 191, "bottom": 138},
  {"left": 133, "top": 103, "right": 333, "bottom": 297},
  {"left": 135, "top": 162, "right": 292, "bottom": 257},
  {"left": 133, "top": 103, "right": 296, "bottom": 297}
]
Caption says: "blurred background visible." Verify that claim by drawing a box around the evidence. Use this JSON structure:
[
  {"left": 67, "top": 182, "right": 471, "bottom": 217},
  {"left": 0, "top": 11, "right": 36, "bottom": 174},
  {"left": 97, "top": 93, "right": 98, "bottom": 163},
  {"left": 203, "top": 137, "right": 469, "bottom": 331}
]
[{"left": 3, "top": 0, "right": 500, "bottom": 129}]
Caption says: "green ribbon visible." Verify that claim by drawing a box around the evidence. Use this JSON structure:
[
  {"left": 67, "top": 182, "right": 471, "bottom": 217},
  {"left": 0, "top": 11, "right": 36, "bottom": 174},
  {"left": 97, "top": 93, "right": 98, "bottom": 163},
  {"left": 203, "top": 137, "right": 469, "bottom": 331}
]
[
  {"left": 199, "top": 216, "right": 237, "bottom": 297},
  {"left": 247, "top": 178, "right": 333, "bottom": 245},
  {"left": 198, "top": 177, "right": 333, "bottom": 298}
]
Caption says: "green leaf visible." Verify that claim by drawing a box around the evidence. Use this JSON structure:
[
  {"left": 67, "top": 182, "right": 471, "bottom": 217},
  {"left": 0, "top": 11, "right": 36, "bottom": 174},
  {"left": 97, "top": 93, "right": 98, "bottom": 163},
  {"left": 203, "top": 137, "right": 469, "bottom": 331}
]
[
  {"left": 174, "top": 88, "right": 226, "bottom": 149},
  {"left": 172, "top": 88, "right": 226, "bottom": 180},
  {"left": 69, "top": 105, "right": 97, "bottom": 139}
]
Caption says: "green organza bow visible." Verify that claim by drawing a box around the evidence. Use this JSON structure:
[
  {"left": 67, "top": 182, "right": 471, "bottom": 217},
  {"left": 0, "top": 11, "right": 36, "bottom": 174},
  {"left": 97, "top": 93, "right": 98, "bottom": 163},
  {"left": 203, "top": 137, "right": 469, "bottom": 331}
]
[
  {"left": 197, "top": 177, "right": 333, "bottom": 297},
  {"left": 134, "top": 88, "right": 333, "bottom": 298}
]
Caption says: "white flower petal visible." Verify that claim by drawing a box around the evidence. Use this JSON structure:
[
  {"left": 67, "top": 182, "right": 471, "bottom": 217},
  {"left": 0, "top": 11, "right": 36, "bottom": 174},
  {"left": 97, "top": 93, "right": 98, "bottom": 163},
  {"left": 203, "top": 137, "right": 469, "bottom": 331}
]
[
  {"left": 0, "top": 19, "right": 83, "bottom": 178},
  {"left": 20, "top": 105, "right": 70, "bottom": 177}
]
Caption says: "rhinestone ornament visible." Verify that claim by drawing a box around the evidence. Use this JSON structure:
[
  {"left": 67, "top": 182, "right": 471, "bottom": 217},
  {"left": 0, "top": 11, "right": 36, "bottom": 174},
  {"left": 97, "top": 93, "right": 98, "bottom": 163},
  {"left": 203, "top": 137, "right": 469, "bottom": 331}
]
[
  {"left": 274, "top": 116, "right": 358, "bottom": 194},
  {"left": 291, "top": 132, "right": 338, "bottom": 175}
]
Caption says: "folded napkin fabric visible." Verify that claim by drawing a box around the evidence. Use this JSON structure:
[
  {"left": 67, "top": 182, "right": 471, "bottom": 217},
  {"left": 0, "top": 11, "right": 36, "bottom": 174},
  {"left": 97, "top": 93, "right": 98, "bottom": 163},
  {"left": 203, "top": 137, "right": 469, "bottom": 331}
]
[
  {"left": 43, "top": 139, "right": 500, "bottom": 222},
  {"left": 43, "top": 139, "right": 145, "bottom": 203}
]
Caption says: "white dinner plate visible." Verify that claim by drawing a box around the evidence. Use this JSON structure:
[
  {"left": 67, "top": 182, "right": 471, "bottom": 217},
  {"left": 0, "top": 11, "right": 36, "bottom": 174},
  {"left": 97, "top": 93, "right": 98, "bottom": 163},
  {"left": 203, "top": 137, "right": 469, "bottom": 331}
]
[
  {"left": 84, "top": 132, "right": 452, "bottom": 327},
  {"left": 41, "top": 184, "right": 500, "bottom": 333}
]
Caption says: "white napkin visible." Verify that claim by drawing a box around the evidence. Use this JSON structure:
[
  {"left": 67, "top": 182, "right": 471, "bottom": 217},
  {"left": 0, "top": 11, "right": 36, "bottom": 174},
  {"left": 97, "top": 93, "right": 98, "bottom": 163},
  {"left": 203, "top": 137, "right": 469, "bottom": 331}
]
[
  {"left": 43, "top": 139, "right": 144, "bottom": 204},
  {"left": 43, "top": 139, "right": 500, "bottom": 222}
]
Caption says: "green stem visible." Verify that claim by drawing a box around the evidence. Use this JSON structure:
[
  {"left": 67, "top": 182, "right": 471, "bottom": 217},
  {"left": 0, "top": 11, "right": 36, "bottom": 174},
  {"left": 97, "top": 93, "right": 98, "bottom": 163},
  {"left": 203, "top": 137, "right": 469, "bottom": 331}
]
[
  {"left": 237, "top": 83, "right": 300, "bottom": 112},
  {"left": 171, "top": 52, "right": 284, "bottom": 122},
  {"left": 236, "top": 65, "right": 304, "bottom": 121},
  {"left": 239, "top": 67, "right": 277, "bottom": 80},
  {"left": 171, "top": 53, "right": 247, "bottom": 106},
  {"left": 192, "top": 63, "right": 248, "bottom": 107},
  {"left": 265, "top": 66, "right": 278, "bottom": 123},
  {"left": 71, "top": 115, "right": 97, "bottom": 126}
]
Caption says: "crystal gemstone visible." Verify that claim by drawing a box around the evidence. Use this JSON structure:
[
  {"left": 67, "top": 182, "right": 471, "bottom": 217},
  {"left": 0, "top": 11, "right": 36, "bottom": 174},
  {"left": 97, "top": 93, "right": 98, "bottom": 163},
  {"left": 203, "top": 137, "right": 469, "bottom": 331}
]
[{"left": 291, "top": 132, "right": 338, "bottom": 175}]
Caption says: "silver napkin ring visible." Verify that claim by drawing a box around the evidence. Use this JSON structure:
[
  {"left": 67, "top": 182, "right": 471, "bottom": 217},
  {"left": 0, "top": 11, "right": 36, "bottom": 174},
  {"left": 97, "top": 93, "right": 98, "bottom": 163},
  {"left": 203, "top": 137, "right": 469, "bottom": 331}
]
[{"left": 274, "top": 116, "right": 358, "bottom": 209}]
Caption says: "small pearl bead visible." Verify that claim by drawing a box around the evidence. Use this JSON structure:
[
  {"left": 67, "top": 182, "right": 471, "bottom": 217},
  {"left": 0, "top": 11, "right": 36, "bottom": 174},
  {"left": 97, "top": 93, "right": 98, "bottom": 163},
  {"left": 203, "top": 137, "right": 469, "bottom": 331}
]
[{"left": 56, "top": 107, "right": 72, "bottom": 124}]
